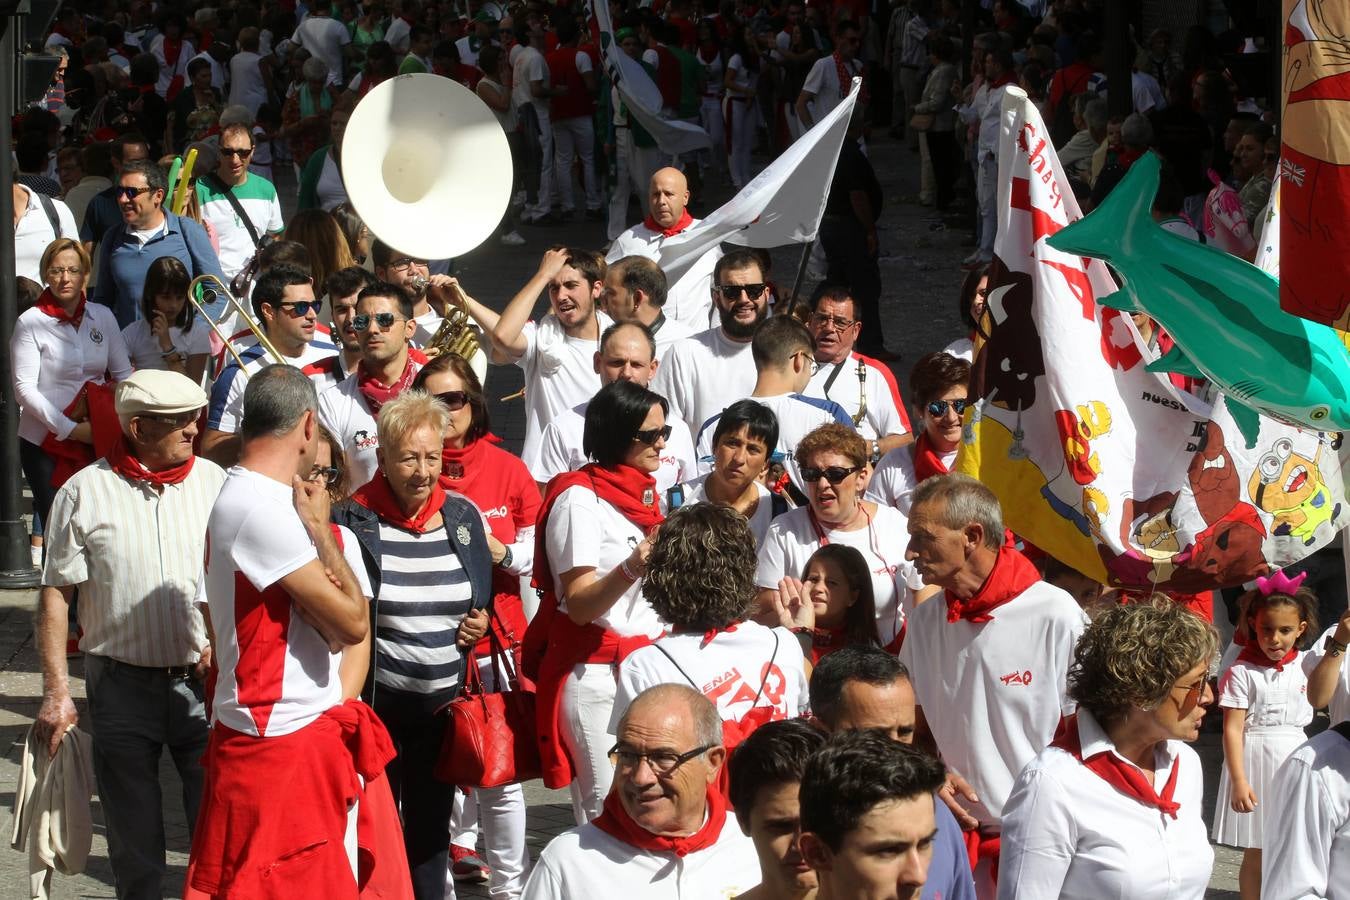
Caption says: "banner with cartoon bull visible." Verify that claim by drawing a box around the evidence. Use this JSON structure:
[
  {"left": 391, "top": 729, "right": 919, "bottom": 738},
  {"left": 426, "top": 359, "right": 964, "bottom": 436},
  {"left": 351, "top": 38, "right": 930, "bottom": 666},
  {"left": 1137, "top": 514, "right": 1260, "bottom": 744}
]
[{"left": 955, "top": 86, "right": 1350, "bottom": 593}]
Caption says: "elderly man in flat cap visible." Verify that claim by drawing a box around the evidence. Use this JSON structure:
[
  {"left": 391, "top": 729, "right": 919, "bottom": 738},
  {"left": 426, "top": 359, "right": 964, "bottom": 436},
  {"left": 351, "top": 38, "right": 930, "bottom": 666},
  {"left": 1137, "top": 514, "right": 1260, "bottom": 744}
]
[{"left": 36, "top": 369, "right": 225, "bottom": 900}]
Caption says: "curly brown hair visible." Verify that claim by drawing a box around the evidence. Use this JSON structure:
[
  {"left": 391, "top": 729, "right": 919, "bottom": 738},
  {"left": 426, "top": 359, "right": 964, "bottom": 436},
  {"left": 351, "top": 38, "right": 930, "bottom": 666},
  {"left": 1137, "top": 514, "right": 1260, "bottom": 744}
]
[
  {"left": 643, "top": 503, "right": 757, "bottom": 631},
  {"left": 1068, "top": 598, "right": 1218, "bottom": 727},
  {"left": 795, "top": 423, "right": 868, "bottom": 469}
]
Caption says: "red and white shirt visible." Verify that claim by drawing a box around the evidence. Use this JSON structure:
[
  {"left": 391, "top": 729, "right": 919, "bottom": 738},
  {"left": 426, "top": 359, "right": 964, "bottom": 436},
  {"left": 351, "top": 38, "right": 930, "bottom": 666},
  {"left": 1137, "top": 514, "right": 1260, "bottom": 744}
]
[
  {"left": 203, "top": 466, "right": 340, "bottom": 738},
  {"left": 804, "top": 351, "right": 912, "bottom": 443}
]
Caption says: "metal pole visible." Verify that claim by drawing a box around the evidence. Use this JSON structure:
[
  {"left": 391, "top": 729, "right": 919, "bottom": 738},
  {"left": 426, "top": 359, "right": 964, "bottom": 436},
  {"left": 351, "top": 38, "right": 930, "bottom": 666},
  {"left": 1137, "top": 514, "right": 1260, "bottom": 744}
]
[
  {"left": 0, "top": 16, "right": 40, "bottom": 587},
  {"left": 1104, "top": 0, "right": 1132, "bottom": 119},
  {"left": 786, "top": 240, "right": 814, "bottom": 310}
]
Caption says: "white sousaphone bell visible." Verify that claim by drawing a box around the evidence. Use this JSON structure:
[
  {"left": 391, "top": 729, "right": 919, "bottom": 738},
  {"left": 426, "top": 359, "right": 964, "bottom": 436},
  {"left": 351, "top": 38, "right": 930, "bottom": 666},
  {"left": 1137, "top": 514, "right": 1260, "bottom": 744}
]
[{"left": 342, "top": 73, "right": 513, "bottom": 384}]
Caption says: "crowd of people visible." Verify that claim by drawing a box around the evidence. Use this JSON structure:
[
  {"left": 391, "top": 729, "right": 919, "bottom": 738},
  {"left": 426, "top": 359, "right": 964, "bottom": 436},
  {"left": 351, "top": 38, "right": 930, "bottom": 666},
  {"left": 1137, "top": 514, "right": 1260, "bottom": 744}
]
[{"left": 12, "top": 0, "right": 1348, "bottom": 899}]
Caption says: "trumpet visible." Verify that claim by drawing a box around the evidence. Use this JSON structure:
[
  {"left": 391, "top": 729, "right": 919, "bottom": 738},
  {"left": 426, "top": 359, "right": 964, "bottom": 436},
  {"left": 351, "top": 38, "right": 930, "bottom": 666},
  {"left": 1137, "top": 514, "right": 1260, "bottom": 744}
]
[
  {"left": 413, "top": 275, "right": 482, "bottom": 363},
  {"left": 187, "top": 274, "right": 285, "bottom": 372}
]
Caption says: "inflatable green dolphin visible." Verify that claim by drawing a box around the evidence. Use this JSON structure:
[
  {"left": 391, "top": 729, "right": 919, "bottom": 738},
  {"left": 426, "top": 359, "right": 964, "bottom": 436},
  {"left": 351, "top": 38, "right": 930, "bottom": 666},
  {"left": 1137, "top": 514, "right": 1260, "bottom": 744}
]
[{"left": 1046, "top": 151, "right": 1350, "bottom": 449}]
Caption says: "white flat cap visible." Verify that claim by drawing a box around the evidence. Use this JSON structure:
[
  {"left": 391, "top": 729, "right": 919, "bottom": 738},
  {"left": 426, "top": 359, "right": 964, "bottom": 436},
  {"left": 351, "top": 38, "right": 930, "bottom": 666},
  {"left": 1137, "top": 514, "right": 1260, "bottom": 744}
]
[{"left": 115, "top": 369, "right": 208, "bottom": 418}]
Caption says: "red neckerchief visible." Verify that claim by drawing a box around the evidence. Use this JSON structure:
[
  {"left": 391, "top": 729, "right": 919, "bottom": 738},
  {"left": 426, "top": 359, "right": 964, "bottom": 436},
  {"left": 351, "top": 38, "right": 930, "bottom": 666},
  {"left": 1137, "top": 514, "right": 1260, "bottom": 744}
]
[
  {"left": 912, "top": 431, "right": 950, "bottom": 483},
  {"left": 811, "top": 625, "right": 846, "bottom": 664},
  {"left": 351, "top": 470, "right": 446, "bottom": 533},
  {"left": 35, "top": 288, "right": 86, "bottom": 328},
  {"left": 439, "top": 435, "right": 490, "bottom": 490},
  {"left": 1237, "top": 644, "right": 1298, "bottom": 673},
  {"left": 989, "top": 71, "right": 1016, "bottom": 90},
  {"left": 357, "top": 354, "right": 418, "bottom": 416},
  {"left": 807, "top": 503, "right": 871, "bottom": 547},
  {"left": 832, "top": 52, "right": 866, "bottom": 102},
  {"left": 163, "top": 36, "right": 182, "bottom": 66},
  {"left": 944, "top": 545, "right": 1040, "bottom": 624},
  {"left": 642, "top": 208, "right": 693, "bottom": 238},
  {"left": 1051, "top": 714, "right": 1181, "bottom": 819},
  {"left": 1117, "top": 145, "right": 1145, "bottom": 169},
  {"left": 106, "top": 435, "right": 195, "bottom": 485},
  {"left": 591, "top": 784, "right": 728, "bottom": 857},
  {"left": 699, "top": 621, "right": 738, "bottom": 647}
]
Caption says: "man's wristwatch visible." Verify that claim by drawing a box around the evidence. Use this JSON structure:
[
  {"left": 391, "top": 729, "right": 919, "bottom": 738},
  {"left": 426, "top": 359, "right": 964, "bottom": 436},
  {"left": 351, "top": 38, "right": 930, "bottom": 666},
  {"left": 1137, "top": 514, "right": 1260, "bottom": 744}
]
[
  {"left": 1327, "top": 634, "right": 1347, "bottom": 658},
  {"left": 498, "top": 545, "right": 513, "bottom": 569}
]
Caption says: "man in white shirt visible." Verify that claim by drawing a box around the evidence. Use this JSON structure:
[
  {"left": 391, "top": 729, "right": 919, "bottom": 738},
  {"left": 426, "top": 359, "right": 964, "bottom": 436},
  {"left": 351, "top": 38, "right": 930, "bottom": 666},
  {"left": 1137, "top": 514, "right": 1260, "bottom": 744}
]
[
  {"left": 202, "top": 264, "right": 340, "bottom": 466},
  {"left": 534, "top": 321, "right": 697, "bottom": 499},
  {"left": 318, "top": 282, "right": 422, "bottom": 491},
  {"left": 1262, "top": 725, "right": 1350, "bottom": 900},
  {"left": 795, "top": 20, "right": 865, "bottom": 130},
  {"left": 652, "top": 248, "right": 769, "bottom": 435},
  {"left": 36, "top": 370, "right": 224, "bottom": 900},
  {"left": 372, "top": 240, "right": 440, "bottom": 346},
  {"left": 959, "top": 48, "right": 1016, "bottom": 269},
  {"left": 13, "top": 181, "right": 78, "bottom": 282},
  {"left": 522, "top": 684, "right": 759, "bottom": 899},
  {"left": 606, "top": 167, "right": 723, "bottom": 328},
  {"left": 799, "top": 730, "right": 948, "bottom": 900},
  {"left": 805, "top": 286, "right": 911, "bottom": 461},
  {"left": 324, "top": 265, "right": 376, "bottom": 378},
  {"left": 603, "top": 256, "right": 694, "bottom": 351},
  {"left": 195, "top": 123, "right": 285, "bottom": 281},
  {"left": 492, "top": 247, "right": 612, "bottom": 473},
  {"left": 899, "top": 473, "right": 1088, "bottom": 896},
  {"left": 512, "top": 15, "right": 562, "bottom": 225},
  {"left": 295, "top": 4, "right": 351, "bottom": 85}
]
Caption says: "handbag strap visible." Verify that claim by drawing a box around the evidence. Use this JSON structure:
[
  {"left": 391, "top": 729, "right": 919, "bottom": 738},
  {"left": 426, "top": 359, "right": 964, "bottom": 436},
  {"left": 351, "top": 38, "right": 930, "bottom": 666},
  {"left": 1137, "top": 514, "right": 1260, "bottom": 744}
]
[
  {"left": 653, "top": 641, "right": 700, "bottom": 690},
  {"left": 748, "top": 631, "right": 780, "bottom": 709}
]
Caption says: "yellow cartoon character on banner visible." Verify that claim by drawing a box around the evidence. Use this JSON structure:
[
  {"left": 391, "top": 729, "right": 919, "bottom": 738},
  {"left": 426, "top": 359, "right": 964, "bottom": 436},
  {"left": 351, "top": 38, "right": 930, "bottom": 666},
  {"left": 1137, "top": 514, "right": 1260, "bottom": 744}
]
[{"left": 1248, "top": 436, "right": 1342, "bottom": 544}]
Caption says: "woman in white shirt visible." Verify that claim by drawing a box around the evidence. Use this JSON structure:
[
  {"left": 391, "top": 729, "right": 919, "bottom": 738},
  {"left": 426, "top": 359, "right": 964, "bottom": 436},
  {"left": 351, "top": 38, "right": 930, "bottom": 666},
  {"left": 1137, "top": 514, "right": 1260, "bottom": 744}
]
[
  {"left": 120, "top": 256, "right": 211, "bottom": 383},
  {"left": 12, "top": 238, "right": 132, "bottom": 525},
  {"left": 531, "top": 380, "right": 671, "bottom": 824},
  {"left": 999, "top": 601, "right": 1219, "bottom": 899},
  {"left": 724, "top": 25, "right": 763, "bottom": 188},
  {"left": 680, "top": 399, "right": 783, "bottom": 548}
]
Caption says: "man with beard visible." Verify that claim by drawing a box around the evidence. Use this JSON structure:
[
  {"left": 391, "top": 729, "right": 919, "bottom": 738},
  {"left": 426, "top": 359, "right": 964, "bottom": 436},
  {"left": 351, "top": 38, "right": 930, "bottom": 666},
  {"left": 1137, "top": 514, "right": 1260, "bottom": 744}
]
[
  {"left": 492, "top": 247, "right": 612, "bottom": 475},
  {"left": 652, "top": 249, "right": 769, "bottom": 436}
]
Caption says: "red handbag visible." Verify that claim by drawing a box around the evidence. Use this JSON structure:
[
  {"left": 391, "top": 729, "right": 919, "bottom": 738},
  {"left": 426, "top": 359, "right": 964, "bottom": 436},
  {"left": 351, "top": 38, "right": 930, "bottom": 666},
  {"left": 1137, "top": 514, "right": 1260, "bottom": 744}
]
[{"left": 434, "top": 622, "right": 541, "bottom": 789}]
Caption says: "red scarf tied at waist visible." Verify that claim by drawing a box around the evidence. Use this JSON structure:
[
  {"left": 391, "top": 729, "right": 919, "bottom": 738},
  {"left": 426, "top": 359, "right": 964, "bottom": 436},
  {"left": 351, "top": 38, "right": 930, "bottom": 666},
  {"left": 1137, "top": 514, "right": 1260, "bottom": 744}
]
[
  {"left": 1237, "top": 644, "right": 1298, "bottom": 673},
  {"left": 351, "top": 470, "right": 446, "bottom": 533},
  {"left": 643, "top": 208, "right": 693, "bottom": 238},
  {"left": 524, "top": 463, "right": 664, "bottom": 788},
  {"left": 944, "top": 545, "right": 1040, "bottom": 624},
  {"left": 357, "top": 355, "right": 419, "bottom": 417},
  {"left": 592, "top": 782, "right": 728, "bottom": 858},
  {"left": 106, "top": 435, "right": 195, "bottom": 485},
  {"left": 912, "top": 431, "right": 952, "bottom": 483},
  {"left": 1050, "top": 713, "right": 1181, "bottom": 819},
  {"left": 41, "top": 381, "right": 121, "bottom": 490},
  {"left": 36, "top": 288, "right": 86, "bottom": 329}
]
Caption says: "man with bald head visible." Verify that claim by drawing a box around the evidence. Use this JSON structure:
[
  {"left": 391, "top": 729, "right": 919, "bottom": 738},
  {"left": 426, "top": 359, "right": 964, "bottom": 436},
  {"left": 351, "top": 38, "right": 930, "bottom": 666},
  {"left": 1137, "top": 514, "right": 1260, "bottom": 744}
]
[
  {"left": 606, "top": 167, "right": 724, "bottom": 329},
  {"left": 522, "top": 684, "right": 759, "bottom": 899}
]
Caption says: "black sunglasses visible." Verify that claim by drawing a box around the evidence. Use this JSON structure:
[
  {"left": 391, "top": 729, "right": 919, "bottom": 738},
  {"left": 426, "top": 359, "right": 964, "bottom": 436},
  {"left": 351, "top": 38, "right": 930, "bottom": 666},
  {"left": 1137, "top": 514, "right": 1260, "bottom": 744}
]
[
  {"left": 716, "top": 283, "right": 768, "bottom": 300},
  {"left": 220, "top": 146, "right": 254, "bottom": 158},
  {"left": 927, "top": 399, "right": 970, "bottom": 417},
  {"left": 278, "top": 300, "right": 323, "bottom": 317},
  {"left": 633, "top": 424, "right": 673, "bottom": 445},
  {"left": 353, "top": 312, "right": 401, "bottom": 331},
  {"left": 801, "top": 464, "right": 863, "bottom": 485},
  {"left": 435, "top": 390, "right": 469, "bottom": 411}
]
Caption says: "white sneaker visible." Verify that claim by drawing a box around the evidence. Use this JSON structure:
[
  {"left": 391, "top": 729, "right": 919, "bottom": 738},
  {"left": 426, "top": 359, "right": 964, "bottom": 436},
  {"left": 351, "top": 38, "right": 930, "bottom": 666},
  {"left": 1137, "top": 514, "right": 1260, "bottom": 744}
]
[{"left": 499, "top": 230, "right": 526, "bottom": 246}]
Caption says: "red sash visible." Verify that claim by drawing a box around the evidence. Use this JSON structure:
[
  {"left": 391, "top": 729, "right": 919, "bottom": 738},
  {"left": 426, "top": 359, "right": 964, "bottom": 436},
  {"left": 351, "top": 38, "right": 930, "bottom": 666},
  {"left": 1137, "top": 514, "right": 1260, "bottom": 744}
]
[
  {"left": 592, "top": 783, "right": 728, "bottom": 857},
  {"left": 944, "top": 545, "right": 1040, "bottom": 624},
  {"left": 1050, "top": 713, "right": 1181, "bottom": 818},
  {"left": 40, "top": 381, "right": 120, "bottom": 490}
]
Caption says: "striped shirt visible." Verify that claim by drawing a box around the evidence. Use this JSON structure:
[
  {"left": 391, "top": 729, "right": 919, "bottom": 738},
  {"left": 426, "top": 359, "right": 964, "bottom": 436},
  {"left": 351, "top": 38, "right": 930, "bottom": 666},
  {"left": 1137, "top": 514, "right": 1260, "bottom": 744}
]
[
  {"left": 43, "top": 457, "right": 226, "bottom": 667},
  {"left": 374, "top": 521, "right": 474, "bottom": 696},
  {"left": 206, "top": 338, "right": 339, "bottom": 434}
]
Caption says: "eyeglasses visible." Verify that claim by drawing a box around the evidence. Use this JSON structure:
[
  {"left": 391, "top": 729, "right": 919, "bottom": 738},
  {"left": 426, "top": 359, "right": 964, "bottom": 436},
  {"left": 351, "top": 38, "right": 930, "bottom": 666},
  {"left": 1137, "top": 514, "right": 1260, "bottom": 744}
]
[
  {"left": 142, "top": 410, "right": 199, "bottom": 429},
  {"left": 607, "top": 743, "right": 712, "bottom": 776},
  {"left": 801, "top": 464, "right": 863, "bottom": 485},
  {"left": 435, "top": 390, "right": 469, "bottom": 411},
  {"left": 389, "top": 257, "right": 429, "bottom": 272},
  {"left": 115, "top": 184, "right": 154, "bottom": 199},
  {"left": 715, "top": 282, "right": 768, "bottom": 300},
  {"left": 45, "top": 266, "right": 83, "bottom": 278},
  {"left": 353, "top": 312, "right": 402, "bottom": 331},
  {"left": 792, "top": 349, "right": 819, "bottom": 375},
  {"left": 277, "top": 300, "right": 323, "bottom": 317},
  {"left": 219, "top": 146, "right": 254, "bottom": 158},
  {"left": 810, "top": 312, "right": 856, "bottom": 331},
  {"left": 1170, "top": 676, "right": 1212, "bottom": 713},
  {"left": 306, "top": 465, "right": 340, "bottom": 486},
  {"left": 926, "top": 398, "right": 970, "bottom": 417},
  {"left": 633, "top": 424, "right": 673, "bottom": 445}
]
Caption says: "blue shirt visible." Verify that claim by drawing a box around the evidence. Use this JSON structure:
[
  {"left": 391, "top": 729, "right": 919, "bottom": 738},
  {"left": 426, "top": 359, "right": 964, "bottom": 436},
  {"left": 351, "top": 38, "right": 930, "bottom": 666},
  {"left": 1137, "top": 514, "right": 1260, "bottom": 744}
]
[
  {"left": 926, "top": 798, "right": 976, "bottom": 900},
  {"left": 92, "top": 211, "right": 227, "bottom": 328}
]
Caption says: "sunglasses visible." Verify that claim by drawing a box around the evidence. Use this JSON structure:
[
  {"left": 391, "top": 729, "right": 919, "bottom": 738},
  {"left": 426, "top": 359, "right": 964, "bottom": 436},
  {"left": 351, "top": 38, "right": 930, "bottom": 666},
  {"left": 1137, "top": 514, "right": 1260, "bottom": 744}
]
[
  {"left": 306, "top": 465, "right": 340, "bottom": 486},
  {"left": 278, "top": 300, "right": 323, "bottom": 317},
  {"left": 220, "top": 146, "right": 254, "bottom": 158},
  {"left": 801, "top": 464, "right": 863, "bottom": 485},
  {"left": 927, "top": 398, "right": 970, "bottom": 417},
  {"left": 353, "top": 312, "right": 401, "bottom": 331},
  {"left": 435, "top": 390, "right": 470, "bottom": 411},
  {"left": 716, "top": 283, "right": 768, "bottom": 300},
  {"left": 115, "top": 185, "right": 154, "bottom": 199},
  {"left": 633, "top": 424, "right": 673, "bottom": 445}
]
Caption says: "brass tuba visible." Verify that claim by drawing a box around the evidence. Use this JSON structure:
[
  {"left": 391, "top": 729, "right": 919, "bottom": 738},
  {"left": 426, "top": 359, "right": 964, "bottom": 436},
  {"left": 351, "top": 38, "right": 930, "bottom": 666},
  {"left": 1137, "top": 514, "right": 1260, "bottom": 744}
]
[{"left": 412, "top": 275, "right": 482, "bottom": 364}]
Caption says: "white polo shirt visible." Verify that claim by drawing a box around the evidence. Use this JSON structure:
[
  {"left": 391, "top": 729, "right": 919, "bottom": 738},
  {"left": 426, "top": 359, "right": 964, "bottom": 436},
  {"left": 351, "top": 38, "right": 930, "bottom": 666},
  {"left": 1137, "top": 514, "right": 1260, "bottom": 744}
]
[
  {"left": 998, "top": 708, "right": 1213, "bottom": 899},
  {"left": 205, "top": 466, "right": 340, "bottom": 738},
  {"left": 756, "top": 504, "right": 921, "bottom": 647},
  {"left": 651, "top": 327, "right": 757, "bottom": 437},
  {"left": 521, "top": 811, "right": 759, "bottom": 899},
  {"left": 805, "top": 351, "right": 911, "bottom": 442},
  {"left": 899, "top": 578, "right": 1088, "bottom": 826},
  {"left": 1262, "top": 728, "right": 1350, "bottom": 900},
  {"left": 517, "top": 314, "right": 611, "bottom": 474},
  {"left": 605, "top": 222, "right": 722, "bottom": 329}
]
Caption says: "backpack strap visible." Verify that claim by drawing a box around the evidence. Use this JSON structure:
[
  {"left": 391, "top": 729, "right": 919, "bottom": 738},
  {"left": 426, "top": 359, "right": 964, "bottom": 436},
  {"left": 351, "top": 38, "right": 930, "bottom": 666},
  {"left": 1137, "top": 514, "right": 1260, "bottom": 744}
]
[{"left": 36, "top": 192, "right": 61, "bottom": 238}]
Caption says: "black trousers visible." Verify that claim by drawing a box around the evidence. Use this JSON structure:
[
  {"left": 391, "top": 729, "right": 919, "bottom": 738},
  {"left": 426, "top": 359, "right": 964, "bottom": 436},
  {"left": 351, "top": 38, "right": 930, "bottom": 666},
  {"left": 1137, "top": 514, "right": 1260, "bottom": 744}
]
[
  {"left": 819, "top": 214, "right": 885, "bottom": 353},
  {"left": 927, "top": 129, "right": 960, "bottom": 212}
]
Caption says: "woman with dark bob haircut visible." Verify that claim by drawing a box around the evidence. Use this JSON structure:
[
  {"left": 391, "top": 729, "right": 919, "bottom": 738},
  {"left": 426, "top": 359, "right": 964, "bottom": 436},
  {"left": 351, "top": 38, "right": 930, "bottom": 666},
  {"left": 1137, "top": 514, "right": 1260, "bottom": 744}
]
[
  {"left": 615, "top": 503, "right": 809, "bottom": 733},
  {"left": 526, "top": 379, "right": 672, "bottom": 823},
  {"left": 677, "top": 398, "right": 782, "bottom": 547},
  {"left": 999, "top": 599, "right": 1219, "bottom": 898}
]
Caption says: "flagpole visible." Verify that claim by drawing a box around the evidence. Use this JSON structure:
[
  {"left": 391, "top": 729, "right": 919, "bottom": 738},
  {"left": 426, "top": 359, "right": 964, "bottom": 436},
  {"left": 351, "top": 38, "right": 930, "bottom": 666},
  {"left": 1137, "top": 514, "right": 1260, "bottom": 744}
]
[{"left": 786, "top": 240, "right": 814, "bottom": 311}]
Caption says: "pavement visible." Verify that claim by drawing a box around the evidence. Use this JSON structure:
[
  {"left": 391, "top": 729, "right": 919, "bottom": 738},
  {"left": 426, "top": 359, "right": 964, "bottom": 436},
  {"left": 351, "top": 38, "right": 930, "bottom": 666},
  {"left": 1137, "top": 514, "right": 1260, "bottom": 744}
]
[{"left": 0, "top": 127, "right": 1244, "bottom": 897}]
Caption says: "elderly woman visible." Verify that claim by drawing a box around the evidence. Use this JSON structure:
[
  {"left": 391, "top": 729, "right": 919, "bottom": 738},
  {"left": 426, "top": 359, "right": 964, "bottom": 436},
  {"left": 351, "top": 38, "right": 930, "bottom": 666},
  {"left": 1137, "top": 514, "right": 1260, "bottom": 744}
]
[
  {"left": 332, "top": 390, "right": 492, "bottom": 900},
  {"left": 412, "top": 353, "right": 536, "bottom": 895},
  {"left": 867, "top": 351, "right": 971, "bottom": 514},
  {"left": 999, "top": 601, "right": 1218, "bottom": 898},
  {"left": 528, "top": 379, "right": 670, "bottom": 824},
  {"left": 13, "top": 238, "right": 132, "bottom": 527},
  {"left": 615, "top": 503, "right": 809, "bottom": 729},
  {"left": 677, "top": 399, "right": 784, "bottom": 548},
  {"left": 757, "top": 424, "right": 930, "bottom": 652}
]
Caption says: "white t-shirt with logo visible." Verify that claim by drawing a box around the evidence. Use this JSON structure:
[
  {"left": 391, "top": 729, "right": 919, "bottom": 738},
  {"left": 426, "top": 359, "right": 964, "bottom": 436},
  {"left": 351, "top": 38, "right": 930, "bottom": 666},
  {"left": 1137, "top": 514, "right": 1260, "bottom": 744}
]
[
  {"left": 317, "top": 372, "right": 380, "bottom": 491},
  {"left": 651, "top": 326, "right": 757, "bottom": 437},
  {"left": 517, "top": 314, "right": 611, "bottom": 474}
]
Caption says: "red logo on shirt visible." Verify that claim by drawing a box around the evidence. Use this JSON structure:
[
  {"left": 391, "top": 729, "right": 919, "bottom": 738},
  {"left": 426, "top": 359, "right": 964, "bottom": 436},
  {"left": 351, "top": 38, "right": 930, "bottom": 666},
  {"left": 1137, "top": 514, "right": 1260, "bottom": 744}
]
[{"left": 1000, "top": 670, "right": 1033, "bottom": 686}]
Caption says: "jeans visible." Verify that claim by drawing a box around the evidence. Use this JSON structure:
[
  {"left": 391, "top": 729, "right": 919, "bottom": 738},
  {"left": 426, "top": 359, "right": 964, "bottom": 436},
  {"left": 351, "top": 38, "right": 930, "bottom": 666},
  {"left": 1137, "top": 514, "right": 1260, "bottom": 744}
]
[
  {"left": 977, "top": 153, "right": 998, "bottom": 259},
  {"left": 558, "top": 662, "right": 618, "bottom": 824},
  {"left": 84, "top": 654, "right": 209, "bottom": 900},
  {"left": 19, "top": 438, "right": 57, "bottom": 529}
]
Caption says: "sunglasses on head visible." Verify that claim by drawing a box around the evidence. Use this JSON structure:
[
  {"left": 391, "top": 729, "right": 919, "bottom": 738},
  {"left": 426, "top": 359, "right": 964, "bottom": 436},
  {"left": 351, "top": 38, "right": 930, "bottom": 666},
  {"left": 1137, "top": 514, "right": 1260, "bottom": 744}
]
[
  {"left": 435, "top": 390, "right": 469, "bottom": 411},
  {"left": 277, "top": 300, "right": 323, "bottom": 317},
  {"left": 115, "top": 185, "right": 154, "bottom": 199},
  {"left": 633, "top": 424, "right": 673, "bottom": 445},
  {"left": 927, "top": 398, "right": 970, "bottom": 417},
  {"left": 353, "top": 312, "right": 401, "bottom": 331},
  {"left": 801, "top": 464, "right": 862, "bottom": 485},
  {"left": 716, "top": 283, "right": 768, "bottom": 300}
]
